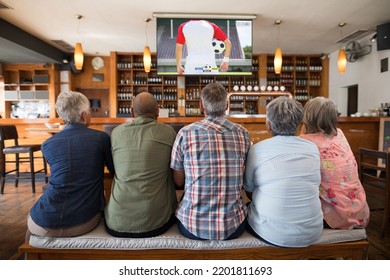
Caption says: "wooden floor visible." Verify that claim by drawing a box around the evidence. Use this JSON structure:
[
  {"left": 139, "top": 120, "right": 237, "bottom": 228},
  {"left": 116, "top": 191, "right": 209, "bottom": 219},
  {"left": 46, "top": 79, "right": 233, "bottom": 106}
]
[{"left": 1, "top": 180, "right": 389, "bottom": 260}]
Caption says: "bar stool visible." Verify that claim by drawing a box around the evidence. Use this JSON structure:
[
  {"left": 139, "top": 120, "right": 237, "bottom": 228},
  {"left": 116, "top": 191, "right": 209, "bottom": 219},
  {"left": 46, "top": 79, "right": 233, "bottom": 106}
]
[
  {"left": 359, "top": 147, "right": 390, "bottom": 238},
  {"left": 0, "top": 125, "right": 48, "bottom": 194}
]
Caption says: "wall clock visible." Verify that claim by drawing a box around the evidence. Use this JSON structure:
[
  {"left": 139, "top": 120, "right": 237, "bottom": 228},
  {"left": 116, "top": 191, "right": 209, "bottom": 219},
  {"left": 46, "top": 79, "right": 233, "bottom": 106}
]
[{"left": 92, "top": 56, "right": 104, "bottom": 70}]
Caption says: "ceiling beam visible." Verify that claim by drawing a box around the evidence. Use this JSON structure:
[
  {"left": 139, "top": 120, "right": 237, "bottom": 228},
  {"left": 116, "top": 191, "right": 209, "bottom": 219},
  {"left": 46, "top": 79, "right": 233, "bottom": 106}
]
[{"left": 0, "top": 18, "right": 68, "bottom": 64}]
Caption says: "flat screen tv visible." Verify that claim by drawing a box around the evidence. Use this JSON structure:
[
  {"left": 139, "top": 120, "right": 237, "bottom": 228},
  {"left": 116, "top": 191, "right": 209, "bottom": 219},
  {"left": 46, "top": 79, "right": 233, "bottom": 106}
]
[{"left": 156, "top": 18, "right": 253, "bottom": 75}]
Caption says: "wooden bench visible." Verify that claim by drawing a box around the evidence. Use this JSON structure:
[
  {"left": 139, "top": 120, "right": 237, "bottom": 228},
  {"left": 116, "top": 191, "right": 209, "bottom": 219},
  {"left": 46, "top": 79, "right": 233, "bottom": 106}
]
[
  {"left": 19, "top": 240, "right": 369, "bottom": 260},
  {"left": 19, "top": 222, "right": 369, "bottom": 260},
  {"left": 18, "top": 172, "right": 369, "bottom": 260}
]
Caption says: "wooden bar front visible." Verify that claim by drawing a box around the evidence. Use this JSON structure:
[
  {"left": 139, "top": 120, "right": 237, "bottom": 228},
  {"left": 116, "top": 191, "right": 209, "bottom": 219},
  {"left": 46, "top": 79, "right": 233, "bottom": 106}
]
[{"left": 0, "top": 116, "right": 380, "bottom": 172}]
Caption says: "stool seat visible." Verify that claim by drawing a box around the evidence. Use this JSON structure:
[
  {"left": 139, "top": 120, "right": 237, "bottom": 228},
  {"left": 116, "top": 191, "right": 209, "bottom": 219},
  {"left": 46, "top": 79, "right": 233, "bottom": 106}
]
[
  {"left": 0, "top": 125, "right": 48, "bottom": 194},
  {"left": 3, "top": 144, "right": 42, "bottom": 154}
]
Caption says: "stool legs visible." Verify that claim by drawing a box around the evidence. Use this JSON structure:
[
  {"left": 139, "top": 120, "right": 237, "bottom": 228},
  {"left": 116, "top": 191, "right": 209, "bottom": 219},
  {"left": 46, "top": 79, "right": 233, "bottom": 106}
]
[
  {"left": 29, "top": 151, "right": 35, "bottom": 193},
  {"left": 0, "top": 169, "right": 4, "bottom": 195},
  {"left": 0, "top": 154, "right": 4, "bottom": 194},
  {"left": 0, "top": 151, "right": 47, "bottom": 194},
  {"left": 15, "top": 154, "right": 19, "bottom": 188}
]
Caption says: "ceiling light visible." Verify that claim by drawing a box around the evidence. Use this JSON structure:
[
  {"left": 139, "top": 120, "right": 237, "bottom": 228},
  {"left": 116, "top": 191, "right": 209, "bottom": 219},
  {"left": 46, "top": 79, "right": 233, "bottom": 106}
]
[
  {"left": 337, "top": 22, "right": 347, "bottom": 74},
  {"left": 74, "top": 15, "right": 84, "bottom": 71},
  {"left": 143, "top": 18, "right": 152, "bottom": 73},
  {"left": 274, "top": 20, "right": 282, "bottom": 75},
  {"left": 338, "top": 49, "right": 347, "bottom": 74}
]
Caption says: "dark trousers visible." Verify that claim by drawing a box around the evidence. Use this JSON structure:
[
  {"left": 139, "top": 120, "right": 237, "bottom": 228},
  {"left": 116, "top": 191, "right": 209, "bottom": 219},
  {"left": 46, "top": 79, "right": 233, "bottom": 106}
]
[
  {"left": 178, "top": 219, "right": 247, "bottom": 240},
  {"left": 104, "top": 215, "right": 176, "bottom": 238}
]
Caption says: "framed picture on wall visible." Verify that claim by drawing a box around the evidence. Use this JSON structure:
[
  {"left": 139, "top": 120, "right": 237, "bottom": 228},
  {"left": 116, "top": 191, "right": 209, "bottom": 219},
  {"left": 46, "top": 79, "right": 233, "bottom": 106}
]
[{"left": 92, "top": 73, "right": 104, "bottom": 82}]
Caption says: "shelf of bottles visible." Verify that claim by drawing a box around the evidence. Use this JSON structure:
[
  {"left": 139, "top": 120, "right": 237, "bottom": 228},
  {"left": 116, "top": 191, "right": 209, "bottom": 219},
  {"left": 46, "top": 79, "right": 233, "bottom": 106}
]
[
  {"left": 116, "top": 54, "right": 161, "bottom": 116},
  {"left": 229, "top": 93, "right": 245, "bottom": 115},
  {"left": 161, "top": 76, "right": 178, "bottom": 115},
  {"left": 294, "top": 57, "right": 308, "bottom": 101},
  {"left": 252, "top": 57, "right": 260, "bottom": 71},
  {"left": 308, "top": 57, "right": 323, "bottom": 99},
  {"left": 113, "top": 53, "right": 323, "bottom": 117},
  {"left": 116, "top": 55, "right": 133, "bottom": 117},
  {"left": 265, "top": 55, "right": 323, "bottom": 102},
  {"left": 184, "top": 76, "right": 202, "bottom": 116}
]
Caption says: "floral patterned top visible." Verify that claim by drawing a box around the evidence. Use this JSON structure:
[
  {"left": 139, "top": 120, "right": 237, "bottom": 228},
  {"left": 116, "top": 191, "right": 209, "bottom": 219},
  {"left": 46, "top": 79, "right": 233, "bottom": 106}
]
[{"left": 300, "top": 128, "right": 370, "bottom": 229}]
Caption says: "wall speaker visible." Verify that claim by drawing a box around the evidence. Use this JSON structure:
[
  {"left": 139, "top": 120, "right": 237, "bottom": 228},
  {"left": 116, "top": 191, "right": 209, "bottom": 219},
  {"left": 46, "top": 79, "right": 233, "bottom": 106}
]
[{"left": 377, "top": 22, "right": 390, "bottom": 51}]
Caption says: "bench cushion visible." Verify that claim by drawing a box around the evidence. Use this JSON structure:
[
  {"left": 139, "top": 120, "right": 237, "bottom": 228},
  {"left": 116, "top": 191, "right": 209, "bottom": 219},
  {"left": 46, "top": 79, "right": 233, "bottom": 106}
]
[{"left": 29, "top": 222, "right": 367, "bottom": 250}]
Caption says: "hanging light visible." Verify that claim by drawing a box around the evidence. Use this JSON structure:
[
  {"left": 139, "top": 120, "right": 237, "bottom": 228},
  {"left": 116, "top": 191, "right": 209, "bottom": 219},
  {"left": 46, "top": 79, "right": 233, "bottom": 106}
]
[
  {"left": 337, "top": 22, "right": 347, "bottom": 74},
  {"left": 274, "top": 47, "right": 282, "bottom": 74},
  {"left": 274, "top": 20, "right": 282, "bottom": 74},
  {"left": 74, "top": 42, "right": 84, "bottom": 70},
  {"left": 74, "top": 15, "right": 84, "bottom": 70},
  {"left": 143, "top": 46, "right": 151, "bottom": 73},
  {"left": 143, "top": 18, "right": 152, "bottom": 73},
  {"left": 338, "top": 49, "right": 347, "bottom": 74}
]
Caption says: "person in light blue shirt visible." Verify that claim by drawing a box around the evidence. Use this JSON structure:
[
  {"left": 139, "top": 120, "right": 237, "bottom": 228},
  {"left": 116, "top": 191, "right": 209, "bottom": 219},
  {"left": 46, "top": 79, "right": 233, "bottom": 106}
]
[{"left": 244, "top": 96, "right": 323, "bottom": 247}]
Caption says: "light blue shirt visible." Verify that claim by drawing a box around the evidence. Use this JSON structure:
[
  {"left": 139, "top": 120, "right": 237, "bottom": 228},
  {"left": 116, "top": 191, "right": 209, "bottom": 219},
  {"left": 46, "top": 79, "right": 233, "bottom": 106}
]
[{"left": 244, "top": 136, "right": 323, "bottom": 247}]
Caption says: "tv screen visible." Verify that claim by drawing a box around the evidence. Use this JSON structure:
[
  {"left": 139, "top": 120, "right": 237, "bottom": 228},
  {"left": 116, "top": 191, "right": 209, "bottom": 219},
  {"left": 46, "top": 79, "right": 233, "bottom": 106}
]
[{"left": 156, "top": 18, "right": 253, "bottom": 75}]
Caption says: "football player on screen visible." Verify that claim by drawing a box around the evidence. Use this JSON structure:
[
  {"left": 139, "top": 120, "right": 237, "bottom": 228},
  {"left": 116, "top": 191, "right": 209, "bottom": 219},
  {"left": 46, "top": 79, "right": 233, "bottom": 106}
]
[{"left": 176, "top": 20, "right": 232, "bottom": 74}]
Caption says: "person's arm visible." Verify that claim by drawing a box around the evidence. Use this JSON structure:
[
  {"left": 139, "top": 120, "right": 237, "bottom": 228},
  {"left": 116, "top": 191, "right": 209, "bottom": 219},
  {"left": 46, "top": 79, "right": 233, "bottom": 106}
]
[
  {"left": 176, "top": 43, "right": 185, "bottom": 74},
  {"left": 103, "top": 134, "right": 115, "bottom": 175},
  {"left": 172, "top": 169, "right": 185, "bottom": 188},
  {"left": 219, "top": 38, "right": 231, "bottom": 72},
  {"left": 243, "top": 146, "right": 256, "bottom": 194}
]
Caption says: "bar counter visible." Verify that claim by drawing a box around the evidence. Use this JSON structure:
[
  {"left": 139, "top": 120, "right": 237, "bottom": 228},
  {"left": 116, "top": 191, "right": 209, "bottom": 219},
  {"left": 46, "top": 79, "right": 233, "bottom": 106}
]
[{"left": 0, "top": 116, "right": 380, "bottom": 161}]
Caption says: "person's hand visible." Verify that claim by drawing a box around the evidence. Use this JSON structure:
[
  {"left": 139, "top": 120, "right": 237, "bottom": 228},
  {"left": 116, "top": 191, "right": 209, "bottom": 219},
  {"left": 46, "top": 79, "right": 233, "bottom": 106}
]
[
  {"left": 177, "top": 65, "right": 185, "bottom": 75},
  {"left": 220, "top": 61, "right": 229, "bottom": 72}
]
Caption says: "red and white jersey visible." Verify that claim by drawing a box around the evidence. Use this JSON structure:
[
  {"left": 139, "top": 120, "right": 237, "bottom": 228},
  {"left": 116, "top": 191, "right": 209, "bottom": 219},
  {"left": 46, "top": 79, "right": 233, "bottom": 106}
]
[{"left": 177, "top": 20, "right": 227, "bottom": 74}]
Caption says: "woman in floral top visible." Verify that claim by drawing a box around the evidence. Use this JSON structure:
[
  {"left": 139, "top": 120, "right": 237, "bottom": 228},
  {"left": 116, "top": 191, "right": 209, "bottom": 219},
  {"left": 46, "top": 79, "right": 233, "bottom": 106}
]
[{"left": 300, "top": 97, "right": 369, "bottom": 229}]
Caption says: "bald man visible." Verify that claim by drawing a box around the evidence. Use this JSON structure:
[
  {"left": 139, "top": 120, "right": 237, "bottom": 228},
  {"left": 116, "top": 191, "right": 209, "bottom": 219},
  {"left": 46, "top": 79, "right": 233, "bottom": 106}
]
[{"left": 104, "top": 92, "right": 178, "bottom": 238}]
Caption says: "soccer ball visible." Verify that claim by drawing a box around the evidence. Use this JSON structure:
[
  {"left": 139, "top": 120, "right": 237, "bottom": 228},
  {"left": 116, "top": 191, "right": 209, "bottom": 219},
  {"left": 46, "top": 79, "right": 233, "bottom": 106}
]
[
  {"left": 203, "top": 64, "right": 212, "bottom": 72},
  {"left": 212, "top": 39, "right": 225, "bottom": 54}
]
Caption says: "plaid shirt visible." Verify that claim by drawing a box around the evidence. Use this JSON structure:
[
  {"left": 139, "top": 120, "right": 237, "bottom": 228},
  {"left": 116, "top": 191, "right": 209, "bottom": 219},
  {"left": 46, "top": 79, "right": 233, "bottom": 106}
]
[{"left": 171, "top": 116, "right": 250, "bottom": 240}]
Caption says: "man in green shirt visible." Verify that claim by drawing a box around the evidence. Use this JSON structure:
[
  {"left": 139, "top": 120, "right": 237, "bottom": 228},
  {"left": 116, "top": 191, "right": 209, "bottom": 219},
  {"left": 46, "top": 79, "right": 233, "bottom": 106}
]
[{"left": 104, "top": 92, "right": 177, "bottom": 237}]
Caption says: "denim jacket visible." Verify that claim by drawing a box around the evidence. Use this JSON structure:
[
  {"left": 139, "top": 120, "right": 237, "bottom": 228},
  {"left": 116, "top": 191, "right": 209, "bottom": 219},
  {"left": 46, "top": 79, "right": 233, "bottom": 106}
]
[{"left": 30, "top": 123, "right": 114, "bottom": 229}]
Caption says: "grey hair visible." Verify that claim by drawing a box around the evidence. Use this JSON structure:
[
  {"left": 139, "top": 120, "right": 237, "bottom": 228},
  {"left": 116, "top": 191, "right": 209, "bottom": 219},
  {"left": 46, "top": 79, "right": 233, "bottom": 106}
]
[
  {"left": 266, "top": 96, "right": 304, "bottom": 136},
  {"left": 55, "top": 91, "right": 90, "bottom": 124},
  {"left": 201, "top": 82, "right": 227, "bottom": 117}
]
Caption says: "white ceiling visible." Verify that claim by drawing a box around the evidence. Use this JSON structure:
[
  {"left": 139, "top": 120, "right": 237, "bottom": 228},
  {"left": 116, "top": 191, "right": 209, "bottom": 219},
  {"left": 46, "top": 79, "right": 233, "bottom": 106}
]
[{"left": 0, "top": 0, "right": 389, "bottom": 63}]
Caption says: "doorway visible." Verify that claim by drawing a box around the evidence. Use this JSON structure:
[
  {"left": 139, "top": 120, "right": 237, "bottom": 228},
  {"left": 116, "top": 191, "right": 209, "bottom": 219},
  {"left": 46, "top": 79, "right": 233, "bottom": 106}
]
[{"left": 347, "top": 85, "right": 358, "bottom": 116}]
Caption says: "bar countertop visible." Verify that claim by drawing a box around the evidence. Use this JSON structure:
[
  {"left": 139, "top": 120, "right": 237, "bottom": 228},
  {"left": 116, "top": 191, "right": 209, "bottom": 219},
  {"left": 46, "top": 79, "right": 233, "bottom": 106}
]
[{"left": 0, "top": 116, "right": 382, "bottom": 125}]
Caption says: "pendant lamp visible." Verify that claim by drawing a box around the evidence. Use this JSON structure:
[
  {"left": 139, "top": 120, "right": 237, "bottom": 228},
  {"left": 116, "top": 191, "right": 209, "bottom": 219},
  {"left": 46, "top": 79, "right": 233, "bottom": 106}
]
[
  {"left": 274, "top": 47, "right": 282, "bottom": 75},
  {"left": 274, "top": 20, "right": 282, "bottom": 74},
  {"left": 337, "top": 22, "right": 347, "bottom": 74},
  {"left": 143, "top": 18, "right": 152, "bottom": 73},
  {"left": 338, "top": 48, "right": 347, "bottom": 74},
  {"left": 143, "top": 46, "right": 151, "bottom": 73},
  {"left": 74, "top": 15, "right": 84, "bottom": 71},
  {"left": 74, "top": 42, "right": 84, "bottom": 71}
]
